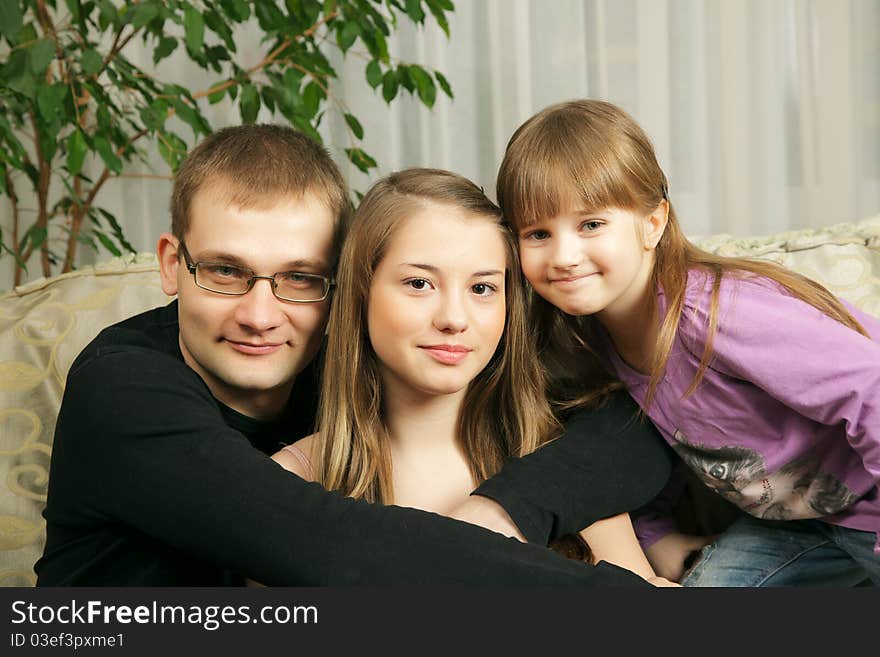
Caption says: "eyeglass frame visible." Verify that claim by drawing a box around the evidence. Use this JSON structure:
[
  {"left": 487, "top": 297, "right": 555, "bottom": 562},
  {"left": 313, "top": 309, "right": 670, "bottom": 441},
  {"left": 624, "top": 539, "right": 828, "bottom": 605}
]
[{"left": 177, "top": 241, "right": 335, "bottom": 303}]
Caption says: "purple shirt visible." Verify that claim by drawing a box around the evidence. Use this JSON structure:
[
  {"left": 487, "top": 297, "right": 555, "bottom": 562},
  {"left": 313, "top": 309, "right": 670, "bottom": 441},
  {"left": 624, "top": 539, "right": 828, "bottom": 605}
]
[{"left": 600, "top": 270, "right": 880, "bottom": 553}]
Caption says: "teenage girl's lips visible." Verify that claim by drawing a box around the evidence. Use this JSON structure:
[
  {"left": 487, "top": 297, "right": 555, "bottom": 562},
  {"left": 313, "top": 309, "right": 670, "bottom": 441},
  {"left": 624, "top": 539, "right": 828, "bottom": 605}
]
[
  {"left": 226, "top": 339, "right": 285, "bottom": 355},
  {"left": 419, "top": 344, "right": 473, "bottom": 365}
]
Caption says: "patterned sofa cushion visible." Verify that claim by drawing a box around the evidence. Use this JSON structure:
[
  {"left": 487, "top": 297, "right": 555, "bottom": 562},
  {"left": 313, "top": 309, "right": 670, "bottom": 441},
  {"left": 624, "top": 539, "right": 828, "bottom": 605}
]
[
  {"left": 0, "top": 215, "right": 877, "bottom": 585},
  {"left": 0, "top": 254, "right": 168, "bottom": 585}
]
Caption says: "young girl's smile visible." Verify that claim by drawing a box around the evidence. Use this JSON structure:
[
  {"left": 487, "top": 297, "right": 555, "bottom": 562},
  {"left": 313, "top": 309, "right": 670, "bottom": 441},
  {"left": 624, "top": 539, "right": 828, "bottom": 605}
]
[{"left": 518, "top": 205, "right": 659, "bottom": 323}]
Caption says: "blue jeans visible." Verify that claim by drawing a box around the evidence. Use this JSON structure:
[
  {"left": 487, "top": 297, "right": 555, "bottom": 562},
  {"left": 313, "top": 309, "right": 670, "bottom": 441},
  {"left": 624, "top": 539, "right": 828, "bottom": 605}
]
[{"left": 682, "top": 515, "right": 880, "bottom": 587}]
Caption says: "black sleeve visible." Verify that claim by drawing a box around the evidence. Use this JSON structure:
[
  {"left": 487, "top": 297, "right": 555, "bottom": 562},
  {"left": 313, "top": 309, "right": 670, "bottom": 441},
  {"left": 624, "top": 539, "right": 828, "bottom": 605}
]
[
  {"left": 44, "top": 348, "right": 650, "bottom": 587},
  {"left": 473, "top": 391, "right": 675, "bottom": 544}
]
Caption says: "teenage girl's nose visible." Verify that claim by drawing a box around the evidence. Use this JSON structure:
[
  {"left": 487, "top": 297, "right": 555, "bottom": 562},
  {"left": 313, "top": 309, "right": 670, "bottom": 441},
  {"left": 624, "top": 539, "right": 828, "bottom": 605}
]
[
  {"left": 234, "top": 278, "right": 285, "bottom": 333},
  {"left": 432, "top": 290, "right": 468, "bottom": 333}
]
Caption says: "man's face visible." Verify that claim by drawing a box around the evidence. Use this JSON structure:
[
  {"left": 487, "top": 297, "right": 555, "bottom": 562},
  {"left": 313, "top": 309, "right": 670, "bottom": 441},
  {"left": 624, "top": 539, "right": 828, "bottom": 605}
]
[{"left": 159, "top": 185, "right": 336, "bottom": 419}]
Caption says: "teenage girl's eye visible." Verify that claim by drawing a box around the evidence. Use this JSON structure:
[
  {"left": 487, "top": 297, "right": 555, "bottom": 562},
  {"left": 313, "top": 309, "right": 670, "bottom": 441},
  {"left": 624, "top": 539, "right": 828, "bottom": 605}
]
[
  {"left": 471, "top": 283, "right": 497, "bottom": 296},
  {"left": 522, "top": 229, "right": 550, "bottom": 241},
  {"left": 580, "top": 220, "right": 603, "bottom": 232},
  {"left": 405, "top": 278, "right": 433, "bottom": 291}
]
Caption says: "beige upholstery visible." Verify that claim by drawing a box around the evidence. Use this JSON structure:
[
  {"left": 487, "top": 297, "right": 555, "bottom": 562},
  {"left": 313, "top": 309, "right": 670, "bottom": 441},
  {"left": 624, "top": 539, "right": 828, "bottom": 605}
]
[{"left": 0, "top": 216, "right": 878, "bottom": 585}]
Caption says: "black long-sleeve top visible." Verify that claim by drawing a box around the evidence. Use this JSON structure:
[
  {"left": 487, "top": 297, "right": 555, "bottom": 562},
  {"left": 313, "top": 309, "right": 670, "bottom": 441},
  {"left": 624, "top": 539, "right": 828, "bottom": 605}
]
[{"left": 36, "top": 302, "right": 672, "bottom": 586}]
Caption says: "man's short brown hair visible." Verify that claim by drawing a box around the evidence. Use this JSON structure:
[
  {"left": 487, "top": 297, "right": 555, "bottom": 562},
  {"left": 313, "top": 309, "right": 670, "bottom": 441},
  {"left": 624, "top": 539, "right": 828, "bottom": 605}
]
[{"left": 170, "top": 124, "right": 351, "bottom": 258}]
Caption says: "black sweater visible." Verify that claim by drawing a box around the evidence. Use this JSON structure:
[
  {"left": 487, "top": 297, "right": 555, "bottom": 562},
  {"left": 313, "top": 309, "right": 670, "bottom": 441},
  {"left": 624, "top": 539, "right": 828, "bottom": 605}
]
[{"left": 36, "top": 302, "right": 672, "bottom": 586}]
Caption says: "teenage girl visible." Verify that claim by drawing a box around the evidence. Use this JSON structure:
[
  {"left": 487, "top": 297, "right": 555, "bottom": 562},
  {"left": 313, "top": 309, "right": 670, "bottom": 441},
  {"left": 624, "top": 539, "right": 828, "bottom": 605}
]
[
  {"left": 495, "top": 99, "right": 880, "bottom": 586},
  {"left": 271, "top": 168, "right": 675, "bottom": 585}
]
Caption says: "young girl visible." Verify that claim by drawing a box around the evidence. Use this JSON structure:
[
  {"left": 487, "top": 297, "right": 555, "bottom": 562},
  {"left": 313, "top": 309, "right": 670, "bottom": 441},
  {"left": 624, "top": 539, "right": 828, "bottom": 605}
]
[
  {"left": 272, "top": 168, "right": 673, "bottom": 585},
  {"left": 496, "top": 99, "right": 880, "bottom": 586}
]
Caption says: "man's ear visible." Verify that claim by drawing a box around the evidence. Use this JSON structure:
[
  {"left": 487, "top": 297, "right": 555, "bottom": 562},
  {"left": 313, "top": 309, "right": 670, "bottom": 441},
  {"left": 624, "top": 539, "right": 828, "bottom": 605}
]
[
  {"left": 642, "top": 200, "right": 669, "bottom": 250},
  {"left": 157, "top": 233, "right": 181, "bottom": 297}
]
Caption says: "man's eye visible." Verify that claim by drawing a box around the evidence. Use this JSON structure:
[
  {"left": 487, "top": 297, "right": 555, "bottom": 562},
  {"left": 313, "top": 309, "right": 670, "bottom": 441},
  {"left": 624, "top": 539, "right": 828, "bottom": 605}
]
[
  {"left": 279, "top": 272, "right": 321, "bottom": 289},
  {"left": 206, "top": 265, "right": 244, "bottom": 278}
]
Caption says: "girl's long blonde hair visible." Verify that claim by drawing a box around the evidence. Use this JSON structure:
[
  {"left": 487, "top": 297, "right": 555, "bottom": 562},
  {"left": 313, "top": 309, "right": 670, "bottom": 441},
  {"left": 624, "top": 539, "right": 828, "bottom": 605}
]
[
  {"left": 315, "top": 168, "right": 560, "bottom": 504},
  {"left": 497, "top": 99, "right": 867, "bottom": 408}
]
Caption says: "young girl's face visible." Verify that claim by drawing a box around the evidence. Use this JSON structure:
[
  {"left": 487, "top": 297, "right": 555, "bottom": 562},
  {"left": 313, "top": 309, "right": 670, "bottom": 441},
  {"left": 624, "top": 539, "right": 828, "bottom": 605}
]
[
  {"left": 517, "top": 205, "right": 657, "bottom": 320},
  {"left": 367, "top": 204, "right": 507, "bottom": 399}
]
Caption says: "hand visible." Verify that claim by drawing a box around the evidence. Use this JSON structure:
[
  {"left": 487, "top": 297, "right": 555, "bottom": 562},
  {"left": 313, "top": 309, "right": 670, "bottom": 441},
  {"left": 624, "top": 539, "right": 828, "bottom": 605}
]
[
  {"left": 448, "top": 495, "right": 526, "bottom": 541},
  {"left": 644, "top": 532, "right": 715, "bottom": 582},
  {"left": 646, "top": 575, "right": 682, "bottom": 587}
]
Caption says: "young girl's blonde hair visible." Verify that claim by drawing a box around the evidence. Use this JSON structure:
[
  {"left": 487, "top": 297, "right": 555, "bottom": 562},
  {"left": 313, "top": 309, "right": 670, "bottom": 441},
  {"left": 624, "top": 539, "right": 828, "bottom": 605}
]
[
  {"left": 497, "top": 99, "right": 867, "bottom": 408},
  {"left": 315, "top": 168, "right": 560, "bottom": 504}
]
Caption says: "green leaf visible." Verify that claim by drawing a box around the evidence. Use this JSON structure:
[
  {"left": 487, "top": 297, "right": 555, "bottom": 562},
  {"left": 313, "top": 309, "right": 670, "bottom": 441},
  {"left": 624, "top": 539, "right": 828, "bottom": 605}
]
[
  {"left": 409, "top": 66, "right": 436, "bottom": 107},
  {"left": 0, "top": 2, "right": 23, "bottom": 38},
  {"left": 381, "top": 70, "right": 398, "bottom": 103},
  {"left": 291, "top": 115, "right": 321, "bottom": 143},
  {"left": 221, "top": 0, "right": 251, "bottom": 22},
  {"left": 94, "top": 229, "right": 122, "bottom": 256},
  {"left": 157, "top": 131, "right": 188, "bottom": 170},
  {"left": 255, "top": 1, "right": 285, "bottom": 31},
  {"left": 93, "top": 135, "right": 123, "bottom": 173},
  {"left": 140, "top": 98, "right": 169, "bottom": 130},
  {"left": 365, "top": 60, "right": 382, "bottom": 89},
  {"left": 425, "top": 0, "right": 452, "bottom": 36},
  {"left": 397, "top": 65, "right": 414, "bottom": 93},
  {"left": 302, "top": 81, "right": 323, "bottom": 118},
  {"left": 11, "top": 22, "right": 36, "bottom": 50},
  {"left": 261, "top": 87, "right": 276, "bottom": 112},
  {"left": 240, "top": 84, "right": 260, "bottom": 123},
  {"left": 337, "top": 21, "right": 359, "bottom": 53},
  {"left": 5, "top": 49, "right": 36, "bottom": 98},
  {"left": 207, "top": 83, "right": 228, "bottom": 104},
  {"left": 26, "top": 225, "right": 48, "bottom": 251},
  {"left": 29, "top": 39, "right": 56, "bottom": 76},
  {"left": 81, "top": 49, "right": 103, "bottom": 76},
  {"left": 153, "top": 37, "right": 178, "bottom": 64},
  {"left": 131, "top": 2, "right": 160, "bottom": 29},
  {"left": 344, "top": 113, "right": 364, "bottom": 140},
  {"left": 36, "top": 83, "right": 67, "bottom": 123},
  {"left": 98, "top": 208, "right": 136, "bottom": 253},
  {"left": 405, "top": 0, "right": 426, "bottom": 23},
  {"left": 344, "top": 147, "right": 377, "bottom": 174},
  {"left": 96, "top": 0, "right": 120, "bottom": 30},
  {"left": 66, "top": 130, "right": 88, "bottom": 176},
  {"left": 434, "top": 70, "right": 453, "bottom": 99},
  {"left": 183, "top": 5, "right": 205, "bottom": 55},
  {"left": 282, "top": 66, "right": 305, "bottom": 91},
  {"left": 172, "top": 98, "right": 210, "bottom": 137}
]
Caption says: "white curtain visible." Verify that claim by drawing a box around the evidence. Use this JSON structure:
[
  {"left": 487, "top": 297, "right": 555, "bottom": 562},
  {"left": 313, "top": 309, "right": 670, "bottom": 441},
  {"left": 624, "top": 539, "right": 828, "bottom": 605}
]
[{"left": 3, "top": 0, "right": 879, "bottom": 288}]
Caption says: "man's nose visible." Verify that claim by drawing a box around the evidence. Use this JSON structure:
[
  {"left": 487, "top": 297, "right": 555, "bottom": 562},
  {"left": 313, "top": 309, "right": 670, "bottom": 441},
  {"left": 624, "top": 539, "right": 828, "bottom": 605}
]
[{"left": 233, "top": 277, "right": 285, "bottom": 332}]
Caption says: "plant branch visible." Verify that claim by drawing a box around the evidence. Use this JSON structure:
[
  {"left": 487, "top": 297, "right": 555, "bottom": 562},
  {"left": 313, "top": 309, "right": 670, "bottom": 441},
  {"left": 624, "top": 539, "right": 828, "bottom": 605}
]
[
  {"left": 194, "top": 10, "right": 339, "bottom": 101},
  {"left": 61, "top": 175, "right": 85, "bottom": 272},
  {"left": 6, "top": 171, "right": 24, "bottom": 286},
  {"left": 22, "top": 114, "right": 53, "bottom": 277}
]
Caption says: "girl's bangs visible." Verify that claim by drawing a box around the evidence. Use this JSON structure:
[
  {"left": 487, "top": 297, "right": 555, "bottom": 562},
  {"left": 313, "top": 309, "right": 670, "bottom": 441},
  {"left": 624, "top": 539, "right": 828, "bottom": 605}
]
[{"left": 502, "top": 136, "right": 640, "bottom": 229}]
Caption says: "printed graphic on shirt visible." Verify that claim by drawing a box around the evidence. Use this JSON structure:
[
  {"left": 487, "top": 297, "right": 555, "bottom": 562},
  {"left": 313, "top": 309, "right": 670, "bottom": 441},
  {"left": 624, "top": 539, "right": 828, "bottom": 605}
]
[{"left": 672, "top": 431, "right": 859, "bottom": 520}]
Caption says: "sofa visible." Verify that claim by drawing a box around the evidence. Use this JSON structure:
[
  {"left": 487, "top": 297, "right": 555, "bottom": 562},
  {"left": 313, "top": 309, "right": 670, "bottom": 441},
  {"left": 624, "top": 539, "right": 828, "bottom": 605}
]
[{"left": 1, "top": 216, "right": 879, "bottom": 586}]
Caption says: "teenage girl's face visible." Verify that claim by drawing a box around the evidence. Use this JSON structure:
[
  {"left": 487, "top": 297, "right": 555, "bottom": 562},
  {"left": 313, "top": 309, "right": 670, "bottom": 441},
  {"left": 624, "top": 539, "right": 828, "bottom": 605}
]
[
  {"left": 367, "top": 204, "right": 507, "bottom": 400},
  {"left": 517, "top": 205, "right": 662, "bottom": 323}
]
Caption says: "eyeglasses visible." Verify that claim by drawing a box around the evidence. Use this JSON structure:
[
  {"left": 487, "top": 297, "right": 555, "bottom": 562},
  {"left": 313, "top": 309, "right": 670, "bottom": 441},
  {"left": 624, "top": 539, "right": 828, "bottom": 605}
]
[{"left": 178, "top": 242, "right": 335, "bottom": 303}]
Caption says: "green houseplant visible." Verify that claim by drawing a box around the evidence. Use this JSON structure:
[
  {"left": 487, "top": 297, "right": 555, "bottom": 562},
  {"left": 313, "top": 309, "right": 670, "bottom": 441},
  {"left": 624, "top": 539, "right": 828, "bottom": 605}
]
[{"left": 0, "top": 0, "right": 454, "bottom": 286}]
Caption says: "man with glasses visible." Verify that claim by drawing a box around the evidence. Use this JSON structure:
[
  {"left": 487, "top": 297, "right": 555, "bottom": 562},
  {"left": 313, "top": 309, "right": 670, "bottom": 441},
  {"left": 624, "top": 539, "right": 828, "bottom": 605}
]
[{"left": 37, "top": 124, "right": 671, "bottom": 586}]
